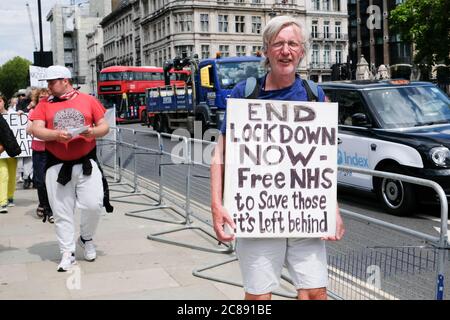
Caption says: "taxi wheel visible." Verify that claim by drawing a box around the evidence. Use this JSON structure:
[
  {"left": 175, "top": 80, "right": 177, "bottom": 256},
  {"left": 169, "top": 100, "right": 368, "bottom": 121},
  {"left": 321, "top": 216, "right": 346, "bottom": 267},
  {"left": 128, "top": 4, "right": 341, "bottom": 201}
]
[{"left": 375, "top": 164, "right": 416, "bottom": 216}]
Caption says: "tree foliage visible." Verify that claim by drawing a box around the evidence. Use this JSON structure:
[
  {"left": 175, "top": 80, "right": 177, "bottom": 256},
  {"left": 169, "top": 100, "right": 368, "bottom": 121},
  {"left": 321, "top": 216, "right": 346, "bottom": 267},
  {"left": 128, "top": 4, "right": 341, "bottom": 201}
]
[
  {"left": 0, "top": 56, "right": 31, "bottom": 100},
  {"left": 390, "top": 0, "right": 450, "bottom": 65}
]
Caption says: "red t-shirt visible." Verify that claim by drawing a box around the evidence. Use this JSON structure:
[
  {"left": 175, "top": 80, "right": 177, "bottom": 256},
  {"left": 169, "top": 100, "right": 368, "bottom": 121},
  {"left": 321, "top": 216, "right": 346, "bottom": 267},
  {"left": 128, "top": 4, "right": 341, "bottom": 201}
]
[{"left": 30, "top": 93, "right": 106, "bottom": 161}]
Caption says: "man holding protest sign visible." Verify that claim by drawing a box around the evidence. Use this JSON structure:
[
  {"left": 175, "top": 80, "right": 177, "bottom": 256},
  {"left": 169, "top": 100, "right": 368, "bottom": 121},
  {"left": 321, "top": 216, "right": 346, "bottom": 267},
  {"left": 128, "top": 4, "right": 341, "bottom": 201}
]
[
  {"left": 30, "top": 65, "right": 110, "bottom": 272},
  {"left": 211, "top": 16, "right": 345, "bottom": 300}
]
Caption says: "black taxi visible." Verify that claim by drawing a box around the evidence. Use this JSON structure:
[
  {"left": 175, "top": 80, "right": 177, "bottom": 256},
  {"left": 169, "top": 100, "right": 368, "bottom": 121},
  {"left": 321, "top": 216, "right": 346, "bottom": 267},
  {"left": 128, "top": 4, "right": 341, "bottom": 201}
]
[{"left": 321, "top": 80, "right": 450, "bottom": 216}]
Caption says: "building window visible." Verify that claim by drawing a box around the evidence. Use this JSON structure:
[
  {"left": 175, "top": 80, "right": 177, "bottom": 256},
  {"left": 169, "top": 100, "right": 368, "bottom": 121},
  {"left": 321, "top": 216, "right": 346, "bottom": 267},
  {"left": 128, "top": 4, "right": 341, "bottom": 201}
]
[
  {"left": 218, "top": 15, "right": 229, "bottom": 32},
  {"left": 251, "top": 0, "right": 261, "bottom": 3},
  {"left": 323, "top": 21, "right": 330, "bottom": 39},
  {"left": 200, "top": 14, "right": 209, "bottom": 32},
  {"left": 158, "top": 21, "right": 162, "bottom": 39},
  {"left": 251, "top": 16, "right": 262, "bottom": 34},
  {"left": 312, "top": 44, "right": 319, "bottom": 66},
  {"left": 252, "top": 45, "right": 262, "bottom": 55},
  {"left": 312, "top": 0, "right": 320, "bottom": 10},
  {"left": 236, "top": 45, "right": 246, "bottom": 56},
  {"left": 235, "top": 16, "right": 245, "bottom": 33},
  {"left": 219, "top": 45, "right": 230, "bottom": 57},
  {"left": 311, "top": 20, "right": 318, "bottom": 38},
  {"left": 323, "top": 0, "right": 330, "bottom": 11},
  {"left": 143, "top": 0, "right": 149, "bottom": 15},
  {"left": 335, "top": 22, "right": 341, "bottom": 39},
  {"left": 176, "top": 13, "right": 192, "bottom": 32},
  {"left": 201, "top": 45, "right": 210, "bottom": 59},
  {"left": 323, "top": 45, "right": 330, "bottom": 67},
  {"left": 336, "top": 45, "right": 342, "bottom": 64},
  {"left": 333, "top": 0, "right": 340, "bottom": 11},
  {"left": 158, "top": 50, "right": 163, "bottom": 67},
  {"left": 175, "top": 45, "right": 193, "bottom": 58}
]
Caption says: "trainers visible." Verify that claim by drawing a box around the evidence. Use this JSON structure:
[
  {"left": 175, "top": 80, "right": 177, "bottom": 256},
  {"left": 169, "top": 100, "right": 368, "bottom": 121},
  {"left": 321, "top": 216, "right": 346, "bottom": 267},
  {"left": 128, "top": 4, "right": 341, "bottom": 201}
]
[
  {"left": 7, "top": 199, "right": 14, "bottom": 207},
  {"left": 0, "top": 205, "right": 7, "bottom": 214},
  {"left": 36, "top": 206, "right": 44, "bottom": 218},
  {"left": 57, "top": 252, "right": 76, "bottom": 272},
  {"left": 48, "top": 215, "right": 54, "bottom": 224},
  {"left": 78, "top": 236, "right": 96, "bottom": 261},
  {"left": 23, "top": 179, "right": 31, "bottom": 189}
]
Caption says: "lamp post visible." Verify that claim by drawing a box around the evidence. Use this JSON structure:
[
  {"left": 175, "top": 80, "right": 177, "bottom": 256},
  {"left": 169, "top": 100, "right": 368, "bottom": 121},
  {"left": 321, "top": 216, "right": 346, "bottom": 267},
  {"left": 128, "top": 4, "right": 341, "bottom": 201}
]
[{"left": 91, "top": 64, "right": 95, "bottom": 96}]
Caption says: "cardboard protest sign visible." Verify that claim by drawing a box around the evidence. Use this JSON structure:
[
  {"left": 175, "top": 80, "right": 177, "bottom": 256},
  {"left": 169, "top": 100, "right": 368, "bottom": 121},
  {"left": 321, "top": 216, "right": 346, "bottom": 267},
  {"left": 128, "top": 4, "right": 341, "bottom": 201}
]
[
  {"left": 223, "top": 99, "right": 338, "bottom": 238},
  {"left": 29, "top": 65, "right": 48, "bottom": 88},
  {"left": 0, "top": 113, "right": 32, "bottom": 159}
]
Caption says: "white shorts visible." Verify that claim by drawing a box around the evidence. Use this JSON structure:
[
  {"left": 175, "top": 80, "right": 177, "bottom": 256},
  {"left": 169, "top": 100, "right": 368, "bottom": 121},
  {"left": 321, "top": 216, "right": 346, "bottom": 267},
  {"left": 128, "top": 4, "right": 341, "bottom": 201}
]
[{"left": 235, "top": 238, "right": 328, "bottom": 295}]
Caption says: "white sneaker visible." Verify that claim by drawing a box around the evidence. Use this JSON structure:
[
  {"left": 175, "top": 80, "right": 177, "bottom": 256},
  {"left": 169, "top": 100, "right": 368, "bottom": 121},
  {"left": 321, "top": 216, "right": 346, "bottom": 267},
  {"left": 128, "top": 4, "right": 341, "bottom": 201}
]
[
  {"left": 57, "top": 252, "right": 76, "bottom": 272},
  {"left": 78, "top": 237, "right": 96, "bottom": 261}
]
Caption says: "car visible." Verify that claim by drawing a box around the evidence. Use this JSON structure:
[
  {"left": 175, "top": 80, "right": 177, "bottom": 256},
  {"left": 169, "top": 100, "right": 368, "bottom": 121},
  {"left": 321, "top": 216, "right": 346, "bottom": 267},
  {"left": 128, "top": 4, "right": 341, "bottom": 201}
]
[{"left": 321, "top": 80, "right": 450, "bottom": 216}]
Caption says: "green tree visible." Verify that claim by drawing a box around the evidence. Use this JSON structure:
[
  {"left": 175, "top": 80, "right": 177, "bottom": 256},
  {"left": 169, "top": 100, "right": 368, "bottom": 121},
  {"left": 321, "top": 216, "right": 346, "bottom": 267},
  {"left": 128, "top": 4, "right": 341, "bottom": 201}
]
[
  {"left": 390, "top": 0, "right": 450, "bottom": 65},
  {"left": 0, "top": 56, "right": 32, "bottom": 100}
]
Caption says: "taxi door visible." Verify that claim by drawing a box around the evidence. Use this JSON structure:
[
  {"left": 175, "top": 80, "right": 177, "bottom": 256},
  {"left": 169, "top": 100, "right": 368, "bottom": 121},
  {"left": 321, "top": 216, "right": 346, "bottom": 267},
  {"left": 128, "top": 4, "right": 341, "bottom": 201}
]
[{"left": 331, "top": 90, "right": 373, "bottom": 190}]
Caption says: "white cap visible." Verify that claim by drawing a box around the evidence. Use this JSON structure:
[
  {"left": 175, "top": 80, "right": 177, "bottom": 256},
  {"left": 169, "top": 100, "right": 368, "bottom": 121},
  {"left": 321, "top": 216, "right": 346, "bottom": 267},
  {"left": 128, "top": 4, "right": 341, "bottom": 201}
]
[{"left": 40, "top": 65, "right": 72, "bottom": 80}]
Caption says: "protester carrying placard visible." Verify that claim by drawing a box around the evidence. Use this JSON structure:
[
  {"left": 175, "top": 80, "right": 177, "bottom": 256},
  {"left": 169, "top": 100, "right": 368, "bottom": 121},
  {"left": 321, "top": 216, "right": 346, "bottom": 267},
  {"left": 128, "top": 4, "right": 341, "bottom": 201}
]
[
  {"left": 30, "top": 65, "right": 110, "bottom": 272},
  {"left": 0, "top": 93, "right": 19, "bottom": 213},
  {"left": 27, "top": 88, "right": 53, "bottom": 223},
  {"left": 210, "top": 16, "right": 345, "bottom": 300}
]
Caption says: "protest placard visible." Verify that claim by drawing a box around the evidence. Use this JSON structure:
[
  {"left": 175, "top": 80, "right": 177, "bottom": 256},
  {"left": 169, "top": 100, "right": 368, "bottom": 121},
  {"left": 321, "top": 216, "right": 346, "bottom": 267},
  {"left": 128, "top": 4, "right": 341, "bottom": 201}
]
[
  {"left": 223, "top": 98, "right": 338, "bottom": 238},
  {"left": 29, "top": 65, "right": 48, "bottom": 88},
  {"left": 0, "top": 113, "right": 32, "bottom": 159}
]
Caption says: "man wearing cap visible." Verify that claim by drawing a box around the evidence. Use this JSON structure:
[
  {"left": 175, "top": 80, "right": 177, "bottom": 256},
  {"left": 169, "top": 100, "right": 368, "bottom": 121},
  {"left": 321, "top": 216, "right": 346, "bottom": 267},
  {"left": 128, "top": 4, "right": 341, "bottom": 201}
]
[{"left": 30, "top": 65, "right": 110, "bottom": 272}]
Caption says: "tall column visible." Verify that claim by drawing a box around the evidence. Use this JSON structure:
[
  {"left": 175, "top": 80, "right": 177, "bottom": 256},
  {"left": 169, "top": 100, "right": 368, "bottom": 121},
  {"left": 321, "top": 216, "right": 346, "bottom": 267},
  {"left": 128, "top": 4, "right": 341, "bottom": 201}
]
[
  {"left": 369, "top": 0, "right": 376, "bottom": 67},
  {"left": 383, "top": 0, "right": 390, "bottom": 65},
  {"left": 356, "top": 0, "right": 361, "bottom": 60}
]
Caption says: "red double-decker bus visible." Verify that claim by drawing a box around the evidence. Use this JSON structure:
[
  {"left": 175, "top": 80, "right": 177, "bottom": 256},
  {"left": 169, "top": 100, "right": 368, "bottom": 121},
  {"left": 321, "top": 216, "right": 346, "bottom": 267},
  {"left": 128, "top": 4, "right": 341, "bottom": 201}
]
[{"left": 97, "top": 66, "right": 189, "bottom": 123}]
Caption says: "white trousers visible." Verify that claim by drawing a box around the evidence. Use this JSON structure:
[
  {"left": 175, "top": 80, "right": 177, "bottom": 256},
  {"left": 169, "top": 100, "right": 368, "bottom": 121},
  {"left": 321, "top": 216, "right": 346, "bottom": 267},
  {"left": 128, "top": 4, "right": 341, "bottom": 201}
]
[
  {"left": 23, "top": 156, "right": 33, "bottom": 180},
  {"left": 46, "top": 160, "right": 104, "bottom": 253}
]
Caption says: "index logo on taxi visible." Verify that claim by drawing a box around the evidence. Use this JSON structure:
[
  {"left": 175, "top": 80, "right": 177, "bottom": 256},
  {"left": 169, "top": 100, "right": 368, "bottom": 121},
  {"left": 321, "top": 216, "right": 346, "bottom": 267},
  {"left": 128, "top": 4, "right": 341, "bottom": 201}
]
[{"left": 338, "top": 150, "right": 369, "bottom": 168}]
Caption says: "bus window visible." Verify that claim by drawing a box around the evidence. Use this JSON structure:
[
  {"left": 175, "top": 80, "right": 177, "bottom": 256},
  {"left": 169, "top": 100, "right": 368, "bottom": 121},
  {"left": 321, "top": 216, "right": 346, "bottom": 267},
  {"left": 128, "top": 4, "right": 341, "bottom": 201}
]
[
  {"left": 152, "top": 73, "right": 162, "bottom": 80},
  {"left": 99, "top": 94, "right": 121, "bottom": 110},
  {"left": 100, "top": 72, "right": 123, "bottom": 81}
]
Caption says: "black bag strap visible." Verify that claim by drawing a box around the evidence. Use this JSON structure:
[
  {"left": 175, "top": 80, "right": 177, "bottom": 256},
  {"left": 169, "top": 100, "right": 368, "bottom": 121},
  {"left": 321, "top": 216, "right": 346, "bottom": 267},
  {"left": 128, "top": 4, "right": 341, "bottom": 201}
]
[
  {"left": 302, "top": 79, "right": 319, "bottom": 102},
  {"left": 244, "top": 77, "right": 260, "bottom": 99},
  {"left": 245, "top": 77, "right": 320, "bottom": 102}
]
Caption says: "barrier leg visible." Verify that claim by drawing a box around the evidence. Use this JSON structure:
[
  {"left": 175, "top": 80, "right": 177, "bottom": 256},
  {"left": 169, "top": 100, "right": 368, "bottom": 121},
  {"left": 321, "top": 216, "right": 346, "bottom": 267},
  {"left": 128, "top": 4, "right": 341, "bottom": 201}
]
[{"left": 192, "top": 256, "right": 297, "bottom": 299}]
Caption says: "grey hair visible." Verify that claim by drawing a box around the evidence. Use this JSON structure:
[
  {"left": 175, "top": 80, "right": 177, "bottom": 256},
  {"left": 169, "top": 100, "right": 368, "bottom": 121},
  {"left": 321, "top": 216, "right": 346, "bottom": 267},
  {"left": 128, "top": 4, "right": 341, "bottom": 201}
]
[{"left": 262, "top": 15, "right": 309, "bottom": 70}]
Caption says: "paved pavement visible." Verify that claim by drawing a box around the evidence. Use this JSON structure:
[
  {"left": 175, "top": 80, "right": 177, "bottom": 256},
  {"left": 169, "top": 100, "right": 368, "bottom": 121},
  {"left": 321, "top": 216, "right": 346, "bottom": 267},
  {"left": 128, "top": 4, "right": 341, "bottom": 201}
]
[{"left": 0, "top": 180, "right": 294, "bottom": 300}]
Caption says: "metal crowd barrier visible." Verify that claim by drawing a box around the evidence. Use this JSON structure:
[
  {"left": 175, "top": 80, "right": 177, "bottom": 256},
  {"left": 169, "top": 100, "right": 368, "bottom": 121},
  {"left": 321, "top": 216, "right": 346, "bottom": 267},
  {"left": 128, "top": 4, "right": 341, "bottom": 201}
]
[
  {"left": 147, "top": 135, "right": 233, "bottom": 254},
  {"left": 98, "top": 128, "right": 232, "bottom": 254},
  {"left": 97, "top": 130, "right": 449, "bottom": 300},
  {"left": 124, "top": 132, "right": 190, "bottom": 223}
]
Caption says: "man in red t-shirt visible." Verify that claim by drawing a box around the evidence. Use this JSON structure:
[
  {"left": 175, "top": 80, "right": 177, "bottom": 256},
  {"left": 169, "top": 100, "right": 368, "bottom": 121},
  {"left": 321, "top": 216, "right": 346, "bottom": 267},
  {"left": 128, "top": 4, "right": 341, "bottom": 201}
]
[{"left": 31, "top": 65, "right": 110, "bottom": 272}]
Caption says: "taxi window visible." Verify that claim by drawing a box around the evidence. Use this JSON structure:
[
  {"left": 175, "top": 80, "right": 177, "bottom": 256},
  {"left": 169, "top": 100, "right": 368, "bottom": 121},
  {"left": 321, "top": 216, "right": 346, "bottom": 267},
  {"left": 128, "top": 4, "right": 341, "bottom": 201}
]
[
  {"left": 334, "top": 90, "right": 368, "bottom": 126},
  {"left": 366, "top": 85, "right": 450, "bottom": 128}
]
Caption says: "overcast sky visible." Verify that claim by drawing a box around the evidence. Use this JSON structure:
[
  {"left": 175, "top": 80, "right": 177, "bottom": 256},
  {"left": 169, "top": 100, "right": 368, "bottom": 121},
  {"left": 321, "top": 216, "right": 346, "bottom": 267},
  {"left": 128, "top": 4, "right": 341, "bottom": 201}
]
[{"left": 0, "top": 0, "right": 72, "bottom": 65}]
